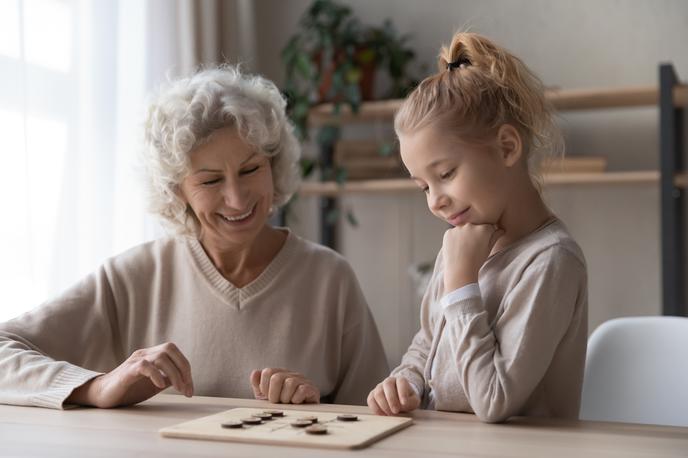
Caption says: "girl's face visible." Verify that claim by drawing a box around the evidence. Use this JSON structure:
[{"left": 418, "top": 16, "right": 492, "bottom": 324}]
[
  {"left": 179, "top": 126, "right": 274, "bottom": 247},
  {"left": 399, "top": 126, "right": 513, "bottom": 227}
]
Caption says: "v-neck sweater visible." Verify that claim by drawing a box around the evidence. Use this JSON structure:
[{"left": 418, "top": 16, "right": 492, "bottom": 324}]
[{"left": 0, "top": 230, "right": 389, "bottom": 408}]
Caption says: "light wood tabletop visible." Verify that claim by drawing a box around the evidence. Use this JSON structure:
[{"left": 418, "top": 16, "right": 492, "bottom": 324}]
[{"left": 1, "top": 394, "right": 686, "bottom": 457}]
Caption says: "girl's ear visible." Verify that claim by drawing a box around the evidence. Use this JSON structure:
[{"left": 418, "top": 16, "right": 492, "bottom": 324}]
[{"left": 496, "top": 124, "right": 523, "bottom": 167}]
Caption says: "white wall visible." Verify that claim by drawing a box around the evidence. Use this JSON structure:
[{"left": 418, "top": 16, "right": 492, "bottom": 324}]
[{"left": 251, "top": 0, "right": 688, "bottom": 366}]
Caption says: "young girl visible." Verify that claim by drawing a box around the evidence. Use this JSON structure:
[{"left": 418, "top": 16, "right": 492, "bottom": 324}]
[{"left": 367, "top": 32, "right": 588, "bottom": 423}]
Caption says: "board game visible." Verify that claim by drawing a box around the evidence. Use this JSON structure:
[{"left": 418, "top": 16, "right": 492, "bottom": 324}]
[{"left": 159, "top": 407, "right": 413, "bottom": 450}]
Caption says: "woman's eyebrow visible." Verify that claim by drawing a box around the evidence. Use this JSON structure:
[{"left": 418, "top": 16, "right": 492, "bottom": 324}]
[{"left": 191, "top": 152, "right": 259, "bottom": 174}]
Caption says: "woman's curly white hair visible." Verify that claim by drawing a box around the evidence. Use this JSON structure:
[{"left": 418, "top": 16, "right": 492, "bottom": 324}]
[{"left": 142, "top": 65, "right": 301, "bottom": 236}]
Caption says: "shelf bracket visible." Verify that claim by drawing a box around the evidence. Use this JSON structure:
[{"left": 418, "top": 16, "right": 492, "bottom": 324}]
[
  {"left": 659, "top": 63, "right": 686, "bottom": 316},
  {"left": 318, "top": 126, "right": 339, "bottom": 250}
]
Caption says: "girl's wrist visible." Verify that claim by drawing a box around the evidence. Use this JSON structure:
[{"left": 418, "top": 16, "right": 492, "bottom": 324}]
[{"left": 444, "top": 272, "right": 479, "bottom": 292}]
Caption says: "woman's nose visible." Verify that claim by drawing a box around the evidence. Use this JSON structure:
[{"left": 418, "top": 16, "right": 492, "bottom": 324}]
[{"left": 222, "top": 179, "right": 249, "bottom": 209}]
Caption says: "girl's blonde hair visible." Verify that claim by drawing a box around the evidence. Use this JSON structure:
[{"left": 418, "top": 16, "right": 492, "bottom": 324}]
[{"left": 394, "top": 32, "right": 562, "bottom": 188}]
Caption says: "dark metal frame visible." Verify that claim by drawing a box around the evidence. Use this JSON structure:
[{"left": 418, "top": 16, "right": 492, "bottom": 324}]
[
  {"left": 319, "top": 137, "right": 337, "bottom": 250},
  {"left": 659, "top": 63, "right": 686, "bottom": 316}
]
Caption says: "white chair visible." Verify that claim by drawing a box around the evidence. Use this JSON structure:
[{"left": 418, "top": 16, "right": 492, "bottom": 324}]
[{"left": 580, "top": 316, "right": 688, "bottom": 427}]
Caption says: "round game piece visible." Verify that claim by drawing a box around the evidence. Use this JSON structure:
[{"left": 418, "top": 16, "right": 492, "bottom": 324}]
[
  {"left": 290, "top": 420, "right": 313, "bottom": 428},
  {"left": 297, "top": 416, "right": 318, "bottom": 424},
  {"left": 220, "top": 420, "right": 243, "bottom": 429},
  {"left": 305, "top": 424, "right": 328, "bottom": 435},
  {"left": 263, "top": 410, "right": 284, "bottom": 417},
  {"left": 252, "top": 413, "right": 273, "bottom": 421},
  {"left": 240, "top": 417, "right": 262, "bottom": 425},
  {"left": 336, "top": 414, "right": 359, "bottom": 422}
]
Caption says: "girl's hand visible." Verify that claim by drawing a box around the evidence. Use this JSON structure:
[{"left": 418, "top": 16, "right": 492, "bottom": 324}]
[
  {"left": 67, "top": 342, "right": 194, "bottom": 408},
  {"left": 367, "top": 377, "right": 421, "bottom": 415},
  {"left": 249, "top": 368, "right": 320, "bottom": 404},
  {"left": 442, "top": 224, "right": 504, "bottom": 292}
]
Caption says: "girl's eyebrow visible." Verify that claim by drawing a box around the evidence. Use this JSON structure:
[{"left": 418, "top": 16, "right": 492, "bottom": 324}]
[
  {"left": 409, "top": 158, "right": 453, "bottom": 180},
  {"left": 428, "top": 158, "right": 450, "bottom": 169}
]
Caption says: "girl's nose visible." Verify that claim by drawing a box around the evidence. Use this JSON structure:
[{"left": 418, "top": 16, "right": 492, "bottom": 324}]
[{"left": 429, "top": 187, "right": 449, "bottom": 212}]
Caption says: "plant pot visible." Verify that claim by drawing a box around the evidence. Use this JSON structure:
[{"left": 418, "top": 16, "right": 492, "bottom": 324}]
[{"left": 315, "top": 47, "right": 377, "bottom": 102}]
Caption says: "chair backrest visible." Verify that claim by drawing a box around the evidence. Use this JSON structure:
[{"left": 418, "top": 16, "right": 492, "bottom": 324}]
[{"left": 580, "top": 316, "right": 688, "bottom": 427}]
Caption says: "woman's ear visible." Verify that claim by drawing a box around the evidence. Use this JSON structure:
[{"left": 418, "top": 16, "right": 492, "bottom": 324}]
[
  {"left": 174, "top": 182, "right": 188, "bottom": 204},
  {"left": 496, "top": 124, "right": 523, "bottom": 167}
]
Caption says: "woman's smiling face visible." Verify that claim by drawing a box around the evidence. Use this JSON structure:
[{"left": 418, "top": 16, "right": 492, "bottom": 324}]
[{"left": 179, "top": 126, "right": 274, "bottom": 247}]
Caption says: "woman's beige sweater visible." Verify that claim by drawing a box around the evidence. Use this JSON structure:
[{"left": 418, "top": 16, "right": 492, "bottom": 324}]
[{"left": 0, "top": 231, "right": 389, "bottom": 408}]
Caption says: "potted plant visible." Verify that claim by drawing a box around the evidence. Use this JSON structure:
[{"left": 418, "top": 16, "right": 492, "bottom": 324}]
[
  {"left": 281, "top": 0, "right": 418, "bottom": 141},
  {"left": 280, "top": 0, "right": 418, "bottom": 230}
]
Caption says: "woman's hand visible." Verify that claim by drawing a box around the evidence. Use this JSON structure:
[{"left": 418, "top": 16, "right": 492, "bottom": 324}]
[
  {"left": 442, "top": 224, "right": 504, "bottom": 292},
  {"left": 67, "top": 342, "right": 193, "bottom": 408},
  {"left": 249, "top": 368, "right": 320, "bottom": 404},
  {"left": 367, "top": 376, "right": 421, "bottom": 415}
]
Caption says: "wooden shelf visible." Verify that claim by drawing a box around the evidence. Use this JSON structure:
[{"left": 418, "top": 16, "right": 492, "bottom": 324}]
[
  {"left": 308, "top": 85, "right": 688, "bottom": 126},
  {"left": 298, "top": 171, "right": 688, "bottom": 196}
]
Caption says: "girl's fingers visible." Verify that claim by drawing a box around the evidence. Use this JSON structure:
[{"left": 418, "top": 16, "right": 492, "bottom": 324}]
[
  {"left": 396, "top": 377, "right": 411, "bottom": 404},
  {"left": 367, "top": 391, "right": 383, "bottom": 415},
  {"left": 382, "top": 378, "right": 402, "bottom": 414},
  {"left": 373, "top": 387, "right": 393, "bottom": 416},
  {"left": 368, "top": 396, "right": 385, "bottom": 415},
  {"left": 396, "top": 377, "right": 420, "bottom": 410}
]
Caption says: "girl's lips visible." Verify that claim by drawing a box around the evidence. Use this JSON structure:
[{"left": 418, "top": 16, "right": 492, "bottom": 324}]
[{"left": 447, "top": 207, "right": 471, "bottom": 226}]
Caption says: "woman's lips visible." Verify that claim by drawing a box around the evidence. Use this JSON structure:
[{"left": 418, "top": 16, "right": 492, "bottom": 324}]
[
  {"left": 219, "top": 203, "right": 257, "bottom": 225},
  {"left": 447, "top": 207, "right": 471, "bottom": 226}
]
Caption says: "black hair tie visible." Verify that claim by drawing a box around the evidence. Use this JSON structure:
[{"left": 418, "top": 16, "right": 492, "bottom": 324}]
[{"left": 447, "top": 56, "right": 471, "bottom": 71}]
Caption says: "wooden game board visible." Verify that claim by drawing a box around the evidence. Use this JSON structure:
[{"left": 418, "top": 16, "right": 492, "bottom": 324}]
[{"left": 159, "top": 407, "right": 413, "bottom": 450}]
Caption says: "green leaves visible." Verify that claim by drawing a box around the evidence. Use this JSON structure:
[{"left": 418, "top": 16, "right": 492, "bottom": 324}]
[
  {"left": 316, "top": 124, "right": 340, "bottom": 148},
  {"left": 335, "top": 167, "right": 348, "bottom": 184},
  {"left": 299, "top": 158, "right": 316, "bottom": 179},
  {"left": 281, "top": 0, "right": 418, "bottom": 141},
  {"left": 378, "top": 141, "right": 395, "bottom": 157},
  {"left": 280, "top": 0, "right": 418, "bottom": 230},
  {"left": 345, "top": 208, "right": 359, "bottom": 227},
  {"left": 323, "top": 207, "right": 359, "bottom": 227}
]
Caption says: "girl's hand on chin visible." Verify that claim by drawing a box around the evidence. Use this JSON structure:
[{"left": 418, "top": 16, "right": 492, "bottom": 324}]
[{"left": 442, "top": 223, "right": 504, "bottom": 292}]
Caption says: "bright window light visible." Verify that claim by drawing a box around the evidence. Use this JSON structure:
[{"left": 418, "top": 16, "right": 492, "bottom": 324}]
[
  {"left": 0, "top": 110, "right": 67, "bottom": 321},
  {"left": 0, "top": 109, "right": 31, "bottom": 321},
  {"left": 24, "top": 0, "right": 73, "bottom": 73},
  {"left": 0, "top": 0, "right": 20, "bottom": 59}
]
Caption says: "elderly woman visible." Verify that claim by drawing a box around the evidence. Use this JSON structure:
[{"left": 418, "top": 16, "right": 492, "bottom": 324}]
[{"left": 0, "top": 66, "right": 389, "bottom": 409}]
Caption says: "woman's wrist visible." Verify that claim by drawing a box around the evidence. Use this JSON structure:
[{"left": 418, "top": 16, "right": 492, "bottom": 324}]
[{"left": 66, "top": 376, "right": 100, "bottom": 407}]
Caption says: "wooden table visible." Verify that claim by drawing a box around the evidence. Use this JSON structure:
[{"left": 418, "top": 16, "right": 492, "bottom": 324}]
[{"left": 1, "top": 394, "right": 686, "bottom": 457}]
